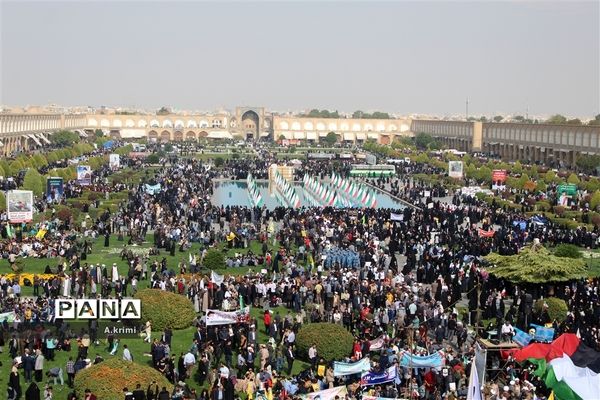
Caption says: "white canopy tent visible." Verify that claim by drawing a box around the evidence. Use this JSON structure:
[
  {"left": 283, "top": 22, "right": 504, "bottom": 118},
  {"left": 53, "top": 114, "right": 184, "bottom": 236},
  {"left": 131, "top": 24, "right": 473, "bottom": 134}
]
[{"left": 207, "top": 131, "right": 233, "bottom": 139}]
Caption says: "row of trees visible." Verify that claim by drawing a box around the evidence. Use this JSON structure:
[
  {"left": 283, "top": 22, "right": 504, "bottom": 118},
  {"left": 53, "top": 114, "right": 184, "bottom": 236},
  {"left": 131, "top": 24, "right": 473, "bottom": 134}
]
[
  {"left": 301, "top": 109, "right": 340, "bottom": 119},
  {"left": 301, "top": 109, "right": 392, "bottom": 119},
  {"left": 0, "top": 143, "right": 95, "bottom": 179},
  {"left": 351, "top": 110, "right": 390, "bottom": 119},
  {"left": 468, "top": 114, "right": 600, "bottom": 126}
]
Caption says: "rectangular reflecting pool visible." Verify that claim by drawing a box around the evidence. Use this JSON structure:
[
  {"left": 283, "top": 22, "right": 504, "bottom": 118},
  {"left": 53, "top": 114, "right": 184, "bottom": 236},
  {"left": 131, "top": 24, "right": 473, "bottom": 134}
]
[{"left": 212, "top": 180, "right": 406, "bottom": 210}]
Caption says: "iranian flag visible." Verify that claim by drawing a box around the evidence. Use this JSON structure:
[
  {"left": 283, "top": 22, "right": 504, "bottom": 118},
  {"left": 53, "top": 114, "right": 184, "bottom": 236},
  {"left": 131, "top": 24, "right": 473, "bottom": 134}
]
[
  {"left": 361, "top": 188, "right": 370, "bottom": 204},
  {"left": 345, "top": 180, "right": 352, "bottom": 193},
  {"left": 326, "top": 189, "right": 335, "bottom": 206},
  {"left": 513, "top": 333, "right": 600, "bottom": 400},
  {"left": 369, "top": 190, "right": 377, "bottom": 208},
  {"left": 331, "top": 173, "right": 338, "bottom": 187}
]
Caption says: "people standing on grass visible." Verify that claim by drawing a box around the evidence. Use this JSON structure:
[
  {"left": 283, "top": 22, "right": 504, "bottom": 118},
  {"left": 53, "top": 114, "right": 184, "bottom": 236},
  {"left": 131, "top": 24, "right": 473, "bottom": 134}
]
[{"left": 1, "top": 147, "right": 600, "bottom": 399}]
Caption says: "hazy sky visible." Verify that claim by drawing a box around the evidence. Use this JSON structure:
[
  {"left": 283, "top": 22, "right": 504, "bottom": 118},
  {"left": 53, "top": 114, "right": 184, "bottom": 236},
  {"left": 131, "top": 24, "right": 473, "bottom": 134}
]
[{"left": 1, "top": 1, "right": 598, "bottom": 117}]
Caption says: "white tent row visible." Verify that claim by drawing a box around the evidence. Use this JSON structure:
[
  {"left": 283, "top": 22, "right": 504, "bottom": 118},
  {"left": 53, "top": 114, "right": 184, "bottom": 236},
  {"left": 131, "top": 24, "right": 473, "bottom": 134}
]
[
  {"left": 207, "top": 131, "right": 233, "bottom": 139},
  {"left": 74, "top": 129, "right": 88, "bottom": 138},
  {"left": 26, "top": 134, "right": 43, "bottom": 146},
  {"left": 36, "top": 134, "right": 51, "bottom": 144}
]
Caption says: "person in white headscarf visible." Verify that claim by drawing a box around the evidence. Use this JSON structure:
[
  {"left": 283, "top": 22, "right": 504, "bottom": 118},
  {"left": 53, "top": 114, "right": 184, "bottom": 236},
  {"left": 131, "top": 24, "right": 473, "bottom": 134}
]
[{"left": 111, "top": 263, "right": 119, "bottom": 282}]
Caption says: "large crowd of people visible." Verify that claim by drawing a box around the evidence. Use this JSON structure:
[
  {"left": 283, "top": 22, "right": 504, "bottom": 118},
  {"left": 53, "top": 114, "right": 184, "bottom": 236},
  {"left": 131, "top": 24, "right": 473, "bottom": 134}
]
[{"left": 0, "top": 143, "right": 599, "bottom": 400}]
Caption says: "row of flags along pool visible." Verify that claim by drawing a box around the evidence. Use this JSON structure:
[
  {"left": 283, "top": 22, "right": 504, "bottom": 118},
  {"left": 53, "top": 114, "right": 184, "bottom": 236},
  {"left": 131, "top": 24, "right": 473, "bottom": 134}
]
[
  {"left": 274, "top": 171, "right": 301, "bottom": 208},
  {"left": 330, "top": 172, "right": 378, "bottom": 208},
  {"left": 301, "top": 185, "right": 322, "bottom": 207},
  {"left": 245, "top": 173, "right": 264, "bottom": 207},
  {"left": 303, "top": 174, "right": 338, "bottom": 207}
]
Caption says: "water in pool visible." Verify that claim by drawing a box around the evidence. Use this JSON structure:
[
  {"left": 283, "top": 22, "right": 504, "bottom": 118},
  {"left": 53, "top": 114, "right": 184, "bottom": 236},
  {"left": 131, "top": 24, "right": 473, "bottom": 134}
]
[{"left": 212, "top": 180, "right": 405, "bottom": 210}]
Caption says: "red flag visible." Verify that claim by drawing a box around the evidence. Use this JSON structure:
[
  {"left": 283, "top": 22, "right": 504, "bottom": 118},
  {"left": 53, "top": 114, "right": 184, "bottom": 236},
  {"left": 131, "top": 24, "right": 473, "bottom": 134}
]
[{"left": 478, "top": 228, "right": 495, "bottom": 238}]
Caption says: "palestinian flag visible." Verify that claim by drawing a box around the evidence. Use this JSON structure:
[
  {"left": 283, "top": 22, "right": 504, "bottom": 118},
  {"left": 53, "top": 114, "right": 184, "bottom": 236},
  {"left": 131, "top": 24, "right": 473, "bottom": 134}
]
[{"left": 513, "top": 333, "right": 600, "bottom": 400}]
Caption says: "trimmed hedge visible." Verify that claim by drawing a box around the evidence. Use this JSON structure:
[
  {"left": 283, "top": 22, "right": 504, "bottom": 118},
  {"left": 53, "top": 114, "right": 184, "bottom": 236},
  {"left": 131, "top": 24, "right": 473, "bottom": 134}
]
[
  {"left": 534, "top": 297, "right": 568, "bottom": 322},
  {"left": 75, "top": 358, "right": 173, "bottom": 400},
  {"left": 553, "top": 244, "right": 583, "bottom": 259},
  {"left": 296, "top": 322, "right": 354, "bottom": 362},
  {"left": 135, "top": 289, "right": 196, "bottom": 331}
]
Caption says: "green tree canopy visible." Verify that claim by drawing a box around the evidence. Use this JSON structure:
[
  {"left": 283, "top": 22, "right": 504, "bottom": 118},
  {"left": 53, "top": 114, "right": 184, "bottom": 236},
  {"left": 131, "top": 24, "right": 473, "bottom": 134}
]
[
  {"left": 590, "top": 190, "right": 600, "bottom": 211},
  {"left": 484, "top": 245, "right": 587, "bottom": 283},
  {"left": 157, "top": 106, "right": 171, "bottom": 115},
  {"left": 22, "top": 168, "right": 44, "bottom": 196},
  {"left": 575, "top": 154, "right": 600, "bottom": 174},
  {"left": 9, "top": 160, "right": 25, "bottom": 177},
  {"left": 50, "top": 130, "right": 79, "bottom": 147},
  {"left": 546, "top": 114, "right": 567, "bottom": 124},
  {"left": 323, "top": 131, "right": 338, "bottom": 146},
  {"left": 545, "top": 170, "right": 557, "bottom": 183},
  {"left": 588, "top": 114, "right": 600, "bottom": 126},
  {"left": 414, "top": 132, "right": 439, "bottom": 150},
  {"left": 203, "top": 248, "right": 226, "bottom": 270},
  {"left": 566, "top": 173, "right": 580, "bottom": 185},
  {"left": 304, "top": 109, "right": 339, "bottom": 118},
  {"left": 493, "top": 115, "right": 504, "bottom": 122}
]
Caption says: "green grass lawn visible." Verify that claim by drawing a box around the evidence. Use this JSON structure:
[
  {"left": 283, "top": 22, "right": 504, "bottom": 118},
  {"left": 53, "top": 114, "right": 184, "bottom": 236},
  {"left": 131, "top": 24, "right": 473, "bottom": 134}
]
[{"left": 0, "top": 235, "right": 308, "bottom": 399}]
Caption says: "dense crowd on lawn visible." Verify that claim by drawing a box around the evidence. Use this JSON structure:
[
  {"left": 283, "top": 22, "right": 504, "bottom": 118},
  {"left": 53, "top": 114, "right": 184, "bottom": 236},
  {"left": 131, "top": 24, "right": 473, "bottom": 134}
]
[{"left": 0, "top": 148, "right": 599, "bottom": 400}]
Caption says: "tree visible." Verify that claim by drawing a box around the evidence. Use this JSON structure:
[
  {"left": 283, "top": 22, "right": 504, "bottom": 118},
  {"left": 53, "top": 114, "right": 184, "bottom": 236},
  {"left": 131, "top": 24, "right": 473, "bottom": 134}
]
[
  {"left": 0, "top": 191, "right": 5, "bottom": 210},
  {"left": 94, "top": 129, "right": 104, "bottom": 137},
  {"left": 33, "top": 154, "right": 48, "bottom": 169},
  {"left": 414, "top": 132, "right": 435, "bottom": 150},
  {"left": 513, "top": 115, "right": 525, "bottom": 122},
  {"left": 493, "top": 115, "right": 504, "bottom": 122},
  {"left": 566, "top": 118, "right": 582, "bottom": 125},
  {"left": 214, "top": 157, "right": 225, "bottom": 167},
  {"left": 536, "top": 180, "right": 547, "bottom": 193},
  {"left": 145, "top": 154, "right": 160, "bottom": 164},
  {"left": 323, "top": 132, "right": 338, "bottom": 146},
  {"left": 484, "top": 245, "right": 587, "bottom": 283},
  {"left": 588, "top": 114, "right": 600, "bottom": 126},
  {"left": 523, "top": 180, "right": 537, "bottom": 192},
  {"left": 512, "top": 161, "right": 523, "bottom": 175},
  {"left": 546, "top": 114, "right": 567, "bottom": 124},
  {"left": 9, "top": 160, "right": 24, "bottom": 177},
  {"left": 371, "top": 111, "right": 390, "bottom": 119},
  {"left": 157, "top": 106, "right": 171, "bottom": 115},
  {"left": 203, "top": 249, "right": 225, "bottom": 270},
  {"left": 590, "top": 190, "right": 600, "bottom": 211},
  {"left": 50, "top": 130, "right": 79, "bottom": 147},
  {"left": 567, "top": 173, "right": 580, "bottom": 185},
  {"left": 22, "top": 168, "right": 44, "bottom": 196},
  {"left": 575, "top": 154, "right": 600, "bottom": 173},
  {"left": 352, "top": 110, "right": 365, "bottom": 119},
  {"left": 545, "top": 170, "right": 557, "bottom": 183},
  {"left": 534, "top": 298, "right": 568, "bottom": 322},
  {"left": 553, "top": 244, "right": 583, "bottom": 259},
  {"left": 296, "top": 323, "right": 354, "bottom": 361}
]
